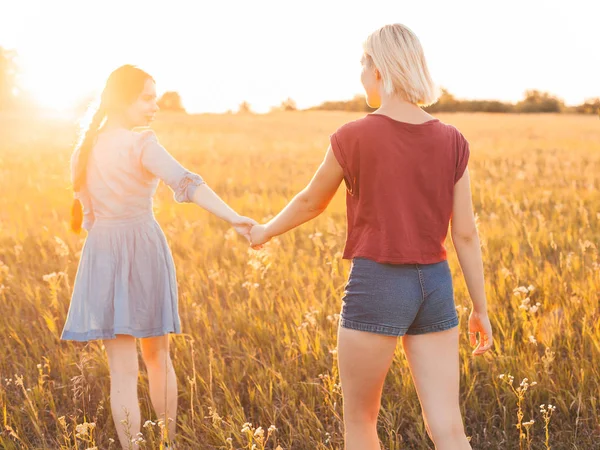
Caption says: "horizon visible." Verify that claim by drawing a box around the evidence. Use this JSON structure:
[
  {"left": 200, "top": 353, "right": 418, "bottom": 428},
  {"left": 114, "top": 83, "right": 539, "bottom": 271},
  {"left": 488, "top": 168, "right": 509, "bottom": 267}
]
[{"left": 2, "top": 0, "right": 599, "bottom": 113}]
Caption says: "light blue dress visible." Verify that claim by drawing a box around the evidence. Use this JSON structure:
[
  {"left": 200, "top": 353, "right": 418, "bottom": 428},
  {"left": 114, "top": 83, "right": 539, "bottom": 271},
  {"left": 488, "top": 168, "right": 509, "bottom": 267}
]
[{"left": 61, "top": 129, "right": 204, "bottom": 341}]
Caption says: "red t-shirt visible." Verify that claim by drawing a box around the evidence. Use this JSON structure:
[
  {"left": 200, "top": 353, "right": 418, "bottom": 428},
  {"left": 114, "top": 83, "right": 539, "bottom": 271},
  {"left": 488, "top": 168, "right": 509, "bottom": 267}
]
[{"left": 330, "top": 113, "right": 470, "bottom": 264}]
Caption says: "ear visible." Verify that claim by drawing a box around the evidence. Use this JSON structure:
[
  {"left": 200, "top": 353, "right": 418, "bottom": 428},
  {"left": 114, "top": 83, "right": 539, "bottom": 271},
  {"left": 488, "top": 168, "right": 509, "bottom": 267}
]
[{"left": 375, "top": 68, "right": 382, "bottom": 81}]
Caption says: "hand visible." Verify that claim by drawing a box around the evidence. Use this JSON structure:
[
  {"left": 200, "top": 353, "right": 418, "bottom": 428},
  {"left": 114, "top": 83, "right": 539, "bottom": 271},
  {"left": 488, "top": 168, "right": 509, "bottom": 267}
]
[
  {"left": 250, "top": 224, "right": 271, "bottom": 249},
  {"left": 232, "top": 216, "right": 258, "bottom": 243},
  {"left": 468, "top": 310, "right": 493, "bottom": 356}
]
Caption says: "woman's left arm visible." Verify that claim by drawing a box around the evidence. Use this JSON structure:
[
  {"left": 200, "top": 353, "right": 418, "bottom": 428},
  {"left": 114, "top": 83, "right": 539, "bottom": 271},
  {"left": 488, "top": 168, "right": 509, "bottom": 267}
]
[{"left": 250, "top": 146, "right": 344, "bottom": 246}]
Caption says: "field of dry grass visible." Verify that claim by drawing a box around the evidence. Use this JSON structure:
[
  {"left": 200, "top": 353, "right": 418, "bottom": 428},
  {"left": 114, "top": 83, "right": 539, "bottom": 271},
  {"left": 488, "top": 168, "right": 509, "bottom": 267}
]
[{"left": 0, "top": 111, "right": 599, "bottom": 449}]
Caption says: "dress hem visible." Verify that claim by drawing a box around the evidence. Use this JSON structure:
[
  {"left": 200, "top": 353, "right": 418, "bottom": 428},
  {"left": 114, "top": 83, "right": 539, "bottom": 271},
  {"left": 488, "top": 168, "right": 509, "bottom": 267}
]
[{"left": 61, "top": 325, "right": 181, "bottom": 342}]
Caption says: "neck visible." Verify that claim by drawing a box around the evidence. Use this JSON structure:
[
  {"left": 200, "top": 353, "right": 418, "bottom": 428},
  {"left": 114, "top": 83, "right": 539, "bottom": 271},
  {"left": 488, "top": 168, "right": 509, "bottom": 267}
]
[{"left": 376, "top": 93, "right": 422, "bottom": 115}]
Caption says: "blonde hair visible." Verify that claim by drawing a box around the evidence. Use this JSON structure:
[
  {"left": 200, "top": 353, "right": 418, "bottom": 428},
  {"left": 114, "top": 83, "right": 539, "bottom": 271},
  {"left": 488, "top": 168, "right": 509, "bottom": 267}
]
[{"left": 364, "top": 24, "right": 438, "bottom": 106}]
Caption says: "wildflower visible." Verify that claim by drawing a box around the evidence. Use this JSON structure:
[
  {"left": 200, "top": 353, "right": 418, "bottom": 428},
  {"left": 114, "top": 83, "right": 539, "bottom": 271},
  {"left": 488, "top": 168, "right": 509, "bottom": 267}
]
[
  {"left": 43, "top": 272, "right": 57, "bottom": 283},
  {"left": 513, "top": 286, "right": 529, "bottom": 295},
  {"left": 54, "top": 236, "right": 70, "bottom": 257}
]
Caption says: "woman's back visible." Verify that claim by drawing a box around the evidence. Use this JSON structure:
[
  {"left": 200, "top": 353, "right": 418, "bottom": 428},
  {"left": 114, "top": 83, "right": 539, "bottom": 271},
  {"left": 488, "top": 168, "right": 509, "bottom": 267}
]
[
  {"left": 331, "top": 113, "right": 469, "bottom": 264},
  {"left": 73, "top": 129, "right": 202, "bottom": 229}
]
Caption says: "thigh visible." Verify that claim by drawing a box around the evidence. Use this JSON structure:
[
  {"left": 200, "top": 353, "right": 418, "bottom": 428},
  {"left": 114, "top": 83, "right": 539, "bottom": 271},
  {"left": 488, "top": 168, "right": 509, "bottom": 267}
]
[
  {"left": 337, "top": 326, "right": 398, "bottom": 410},
  {"left": 140, "top": 335, "right": 170, "bottom": 362},
  {"left": 103, "top": 334, "right": 138, "bottom": 372},
  {"left": 402, "top": 327, "right": 462, "bottom": 427}
]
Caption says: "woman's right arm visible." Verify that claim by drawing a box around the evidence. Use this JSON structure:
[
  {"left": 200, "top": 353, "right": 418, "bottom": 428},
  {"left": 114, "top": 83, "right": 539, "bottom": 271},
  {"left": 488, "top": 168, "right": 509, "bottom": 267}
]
[
  {"left": 138, "top": 131, "right": 256, "bottom": 238},
  {"left": 451, "top": 168, "right": 493, "bottom": 355}
]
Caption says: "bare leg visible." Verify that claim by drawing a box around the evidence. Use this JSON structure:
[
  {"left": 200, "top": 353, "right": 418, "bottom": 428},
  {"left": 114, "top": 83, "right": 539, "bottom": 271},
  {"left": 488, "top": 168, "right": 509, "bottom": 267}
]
[
  {"left": 103, "top": 334, "right": 141, "bottom": 449},
  {"left": 337, "top": 326, "right": 398, "bottom": 450},
  {"left": 402, "top": 327, "right": 471, "bottom": 450},
  {"left": 140, "top": 335, "right": 177, "bottom": 445}
]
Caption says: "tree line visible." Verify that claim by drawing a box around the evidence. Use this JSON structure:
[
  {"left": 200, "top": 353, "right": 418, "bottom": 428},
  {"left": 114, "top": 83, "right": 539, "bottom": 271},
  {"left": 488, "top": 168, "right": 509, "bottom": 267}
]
[{"left": 1, "top": 47, "right": 598, "bottom": 115}]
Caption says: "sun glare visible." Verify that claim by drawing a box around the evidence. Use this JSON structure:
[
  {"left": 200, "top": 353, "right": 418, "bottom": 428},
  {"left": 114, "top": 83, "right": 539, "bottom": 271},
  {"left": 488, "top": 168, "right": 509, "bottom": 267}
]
[{"left": 21, "top": 71, "right": 91, "bottom": 112}]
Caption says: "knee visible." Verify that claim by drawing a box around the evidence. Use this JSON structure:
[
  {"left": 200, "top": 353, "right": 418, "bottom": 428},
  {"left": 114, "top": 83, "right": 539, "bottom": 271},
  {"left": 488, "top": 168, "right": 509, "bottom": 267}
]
[
  {"left": 344, "top": 399, "right": 381, "bottom": 425},
  {"left": 142, "top": 346, "right": 170, "bottom": 368},
  {"left": 108, "top": 355, "right": 139, "bottom": 378},
  {"left": 426, "top": 417, "right": 466, "bottom": 444}
]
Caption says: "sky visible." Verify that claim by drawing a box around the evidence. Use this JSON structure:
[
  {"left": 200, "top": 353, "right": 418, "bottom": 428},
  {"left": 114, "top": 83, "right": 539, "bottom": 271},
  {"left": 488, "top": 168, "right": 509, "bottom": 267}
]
[{"left": 0, "top": 0, "right": 598, "bottom": 113}]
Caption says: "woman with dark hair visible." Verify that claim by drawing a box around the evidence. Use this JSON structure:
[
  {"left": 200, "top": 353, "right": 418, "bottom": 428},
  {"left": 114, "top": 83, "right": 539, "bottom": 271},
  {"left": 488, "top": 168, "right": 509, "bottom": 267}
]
[{"left": 62, "top": 64, "right": 255, "bottom": 449}]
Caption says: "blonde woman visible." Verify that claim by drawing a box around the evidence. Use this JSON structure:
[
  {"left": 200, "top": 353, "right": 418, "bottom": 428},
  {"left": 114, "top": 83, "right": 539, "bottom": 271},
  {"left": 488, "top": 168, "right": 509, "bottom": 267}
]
[
  {"left": 250, "top": 24, "right": 493, "bottom": 449},
  {"left": 62, "top": 65, "right": 256, "bottom": 449}
]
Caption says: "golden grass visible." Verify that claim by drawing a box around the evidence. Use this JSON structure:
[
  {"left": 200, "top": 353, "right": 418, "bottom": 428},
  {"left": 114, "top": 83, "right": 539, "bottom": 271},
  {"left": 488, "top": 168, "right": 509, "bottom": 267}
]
[{"left": 0, "top": 111, "right": 598, "bottom": 449}]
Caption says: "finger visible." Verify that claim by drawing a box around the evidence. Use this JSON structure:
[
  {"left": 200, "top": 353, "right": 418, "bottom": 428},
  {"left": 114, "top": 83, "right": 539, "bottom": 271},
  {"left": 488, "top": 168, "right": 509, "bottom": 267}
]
[
  {"left": 481, "top": 335, "right": 493, "bottom": 351},
  {"left": 473, "top": 336, "right": 493, "bottom": 355},
  {"left": 472, "top": 342, "right": 486, "bottom": 355},
  {"left": 469, "top": 331, "right": 477, "bottom": 347},
  {"left": 242, "top": 217, "right": 259, "bottom": 226}
]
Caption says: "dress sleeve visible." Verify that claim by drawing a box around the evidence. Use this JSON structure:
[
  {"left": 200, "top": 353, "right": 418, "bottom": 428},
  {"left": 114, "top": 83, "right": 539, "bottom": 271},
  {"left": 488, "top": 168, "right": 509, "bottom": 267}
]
[{"left": 135, "top": 130, "right": 206, "bottom": 203}]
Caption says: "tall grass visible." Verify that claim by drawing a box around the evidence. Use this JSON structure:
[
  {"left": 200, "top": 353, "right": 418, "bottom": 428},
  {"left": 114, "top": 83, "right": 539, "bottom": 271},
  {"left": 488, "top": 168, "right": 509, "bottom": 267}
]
[{"left": 0, "top": 111, "right": 598, "bottom": 449}]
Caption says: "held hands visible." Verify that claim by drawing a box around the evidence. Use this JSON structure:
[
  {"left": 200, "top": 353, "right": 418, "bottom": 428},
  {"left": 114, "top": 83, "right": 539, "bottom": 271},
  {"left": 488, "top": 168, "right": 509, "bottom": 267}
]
[
  {"left": 231, "top": 215, "right": 271, "bottom": 249},
  {"left": 249, "top": 224, "right": 271, "bottom": 249},
  {"left": 231, "top": 216, "right": 258, "bottom": 242}
]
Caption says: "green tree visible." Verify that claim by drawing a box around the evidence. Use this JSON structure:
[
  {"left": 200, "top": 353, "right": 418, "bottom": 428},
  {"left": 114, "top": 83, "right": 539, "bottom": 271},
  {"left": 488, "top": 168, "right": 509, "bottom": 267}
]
[
  {"left": 280, "top": 97, "right": 297, "bottom": 111},
  {"left": 516, "top": 90, "right": 564, "bottom": 113},
  {"left": 574, "top": 98, "right": 600, "bottom": 115},
  {"left": 237, "top": 101, "right": 252, "bottom": 114},
  {"left": 157, "top": 91, "right": 186, "bottom": 112}
]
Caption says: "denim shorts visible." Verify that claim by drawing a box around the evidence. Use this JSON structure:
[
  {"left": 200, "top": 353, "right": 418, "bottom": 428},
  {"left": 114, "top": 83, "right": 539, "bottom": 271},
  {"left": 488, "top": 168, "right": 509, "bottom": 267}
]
[{"left": 339, "top": 257, "right": 459, "bottom": 336}]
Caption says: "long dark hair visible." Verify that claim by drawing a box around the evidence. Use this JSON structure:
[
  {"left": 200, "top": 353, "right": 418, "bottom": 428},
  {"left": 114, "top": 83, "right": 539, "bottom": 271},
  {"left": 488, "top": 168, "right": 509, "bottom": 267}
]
[{"left": 70, "top": 65, "right": 153, "bottom": 232}]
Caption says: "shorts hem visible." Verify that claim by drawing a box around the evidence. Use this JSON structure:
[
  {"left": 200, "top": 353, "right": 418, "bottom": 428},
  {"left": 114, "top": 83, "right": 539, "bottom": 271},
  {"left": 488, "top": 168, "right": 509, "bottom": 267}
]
[
  {"left": 61, "top": 326, "right": 181, "bottom": 342},
  {"left": 340, "top": 317, "right": 407, "bottom": 337},
  {"left": 406, "top": 316, "right": 459, "bottom": 335}
]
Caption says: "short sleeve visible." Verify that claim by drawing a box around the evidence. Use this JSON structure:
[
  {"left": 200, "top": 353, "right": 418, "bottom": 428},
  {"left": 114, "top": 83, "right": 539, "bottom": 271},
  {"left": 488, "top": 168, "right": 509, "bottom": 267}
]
[
  {"left": 330, "top": 126, "right": 357, "bottom": 196},
  {"left": 135, "top": 130, "right": 206, "bottom": 203},
  {"left": 454, "top": 131, "right": 470, "bottom": 183}
]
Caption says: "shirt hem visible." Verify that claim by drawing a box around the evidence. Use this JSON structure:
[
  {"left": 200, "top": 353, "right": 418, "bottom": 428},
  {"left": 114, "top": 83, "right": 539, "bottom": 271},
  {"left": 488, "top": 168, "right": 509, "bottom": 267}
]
[{"left": 342, "top": 251, "right": 448, "bottom": 265}]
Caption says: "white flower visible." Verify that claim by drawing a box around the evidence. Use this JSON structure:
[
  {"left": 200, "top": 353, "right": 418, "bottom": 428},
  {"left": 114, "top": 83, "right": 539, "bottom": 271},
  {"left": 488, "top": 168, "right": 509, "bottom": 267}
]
[{"left": 54, "top": 236, "right": 70, "bottom": 257}]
